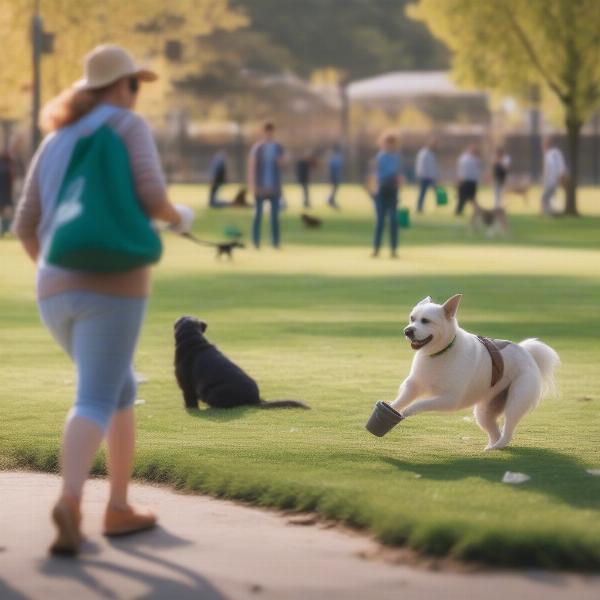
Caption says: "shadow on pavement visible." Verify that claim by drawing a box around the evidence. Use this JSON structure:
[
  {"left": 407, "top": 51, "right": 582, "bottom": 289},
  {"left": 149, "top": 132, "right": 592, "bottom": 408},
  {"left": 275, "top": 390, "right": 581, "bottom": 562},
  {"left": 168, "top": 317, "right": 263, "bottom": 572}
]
[
  {"left": 39, "top": 525, "right": 230, "bottom": 600},
  {"left": 0, "top": 578, "right": 31, "bottom": 600}
]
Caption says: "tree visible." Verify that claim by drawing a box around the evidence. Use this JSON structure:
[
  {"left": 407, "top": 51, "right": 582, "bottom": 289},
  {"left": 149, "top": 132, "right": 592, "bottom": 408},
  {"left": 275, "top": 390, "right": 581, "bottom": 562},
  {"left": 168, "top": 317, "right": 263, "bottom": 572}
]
[
  {"left": 232, "top": 0, "right": 449, "bottom": 79},
  {"left": 0, "top": 1, "right": 246, "bottom": 124},
  {"left": 410, "top": 0, "right": 600, "bottom": 216}
]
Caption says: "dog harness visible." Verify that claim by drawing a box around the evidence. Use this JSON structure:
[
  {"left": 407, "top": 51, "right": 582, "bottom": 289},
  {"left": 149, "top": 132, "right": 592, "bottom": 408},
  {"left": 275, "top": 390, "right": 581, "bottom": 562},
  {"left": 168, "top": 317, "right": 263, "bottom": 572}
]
[{"left": 477, "top": 336, "right": 510, "bottom": 387}]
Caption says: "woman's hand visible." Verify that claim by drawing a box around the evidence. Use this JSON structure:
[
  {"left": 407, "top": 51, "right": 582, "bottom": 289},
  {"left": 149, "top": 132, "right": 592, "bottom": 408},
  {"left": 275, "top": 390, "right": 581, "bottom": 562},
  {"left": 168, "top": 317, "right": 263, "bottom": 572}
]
[{"left": 167, "top": 204, "right": 195, "bottom": 235}]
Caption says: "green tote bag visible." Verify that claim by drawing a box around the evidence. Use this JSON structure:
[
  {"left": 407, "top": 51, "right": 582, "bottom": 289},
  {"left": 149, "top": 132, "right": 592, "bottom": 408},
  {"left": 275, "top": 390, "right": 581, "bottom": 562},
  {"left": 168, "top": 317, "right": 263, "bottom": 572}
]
[{"left": 46, "top": 124, "right": 162, "bottom": 272}]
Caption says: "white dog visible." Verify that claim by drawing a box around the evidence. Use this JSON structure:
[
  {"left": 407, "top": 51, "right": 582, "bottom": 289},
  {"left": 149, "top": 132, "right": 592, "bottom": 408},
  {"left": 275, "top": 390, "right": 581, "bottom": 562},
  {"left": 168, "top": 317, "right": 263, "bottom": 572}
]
[{"left": 390, "top": 295, "right": 560, "bottom": 450}]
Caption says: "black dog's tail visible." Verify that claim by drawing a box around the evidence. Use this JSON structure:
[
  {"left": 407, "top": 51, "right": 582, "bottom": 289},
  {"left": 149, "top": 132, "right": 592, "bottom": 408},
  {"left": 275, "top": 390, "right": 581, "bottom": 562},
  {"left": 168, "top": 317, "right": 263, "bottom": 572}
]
[{"left": 259, "top": 399, "right": 310, "bottom": 409}]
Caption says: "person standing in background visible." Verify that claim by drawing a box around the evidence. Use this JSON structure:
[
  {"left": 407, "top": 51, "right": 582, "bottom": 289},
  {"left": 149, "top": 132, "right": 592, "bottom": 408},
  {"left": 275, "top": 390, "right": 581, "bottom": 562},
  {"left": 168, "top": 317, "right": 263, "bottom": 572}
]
[
  {"left": 248, "top": 121, "right": 286, "bottom": 248},
  {"left": 492, "top": 147, "right": 511, "bottom": 209},
  {"left": 541, "top": 138, "right": 567, "bottom": 216},
  {"left": 295, "top": 151, "right": 317, "bottom": 209},
  {"left": 456, "top": 144, "right": 481, "bottom": 215},
  {"left": 208, "top": 149, "right": 227, "bottom": 208},
  {"left": 0, "top": 151, "right": 14, "bottom": 236},
  {"left": 327, "top": 144, "right": 343, "bottom": 208},
  {"left": 415, "top": 137, "right": 438, "bottom": 213},
  {"left": 372, "top": 132, "right": 403, "bottom": 258}
]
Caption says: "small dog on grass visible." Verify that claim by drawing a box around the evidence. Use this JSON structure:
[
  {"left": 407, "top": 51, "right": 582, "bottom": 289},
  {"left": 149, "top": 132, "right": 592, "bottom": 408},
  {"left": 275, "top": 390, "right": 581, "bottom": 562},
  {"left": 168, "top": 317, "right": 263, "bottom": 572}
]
[
  {"left": 470, "top": 204, "right": 509, "bottom": 237},
  {"left": 389, "top": 295, "right": 559, "bottom": 450},
  {"left": 301, "top": 213, "right": 322, "bottom": 228},
  {"left": 230, "top": 187, "right": 251, "bottom": 208},
  {"left": 174, "top": 316, "right": 309, "bottom": 410},
  {"left": 214, "top": 240, "right": 245, "bottom": 259}
]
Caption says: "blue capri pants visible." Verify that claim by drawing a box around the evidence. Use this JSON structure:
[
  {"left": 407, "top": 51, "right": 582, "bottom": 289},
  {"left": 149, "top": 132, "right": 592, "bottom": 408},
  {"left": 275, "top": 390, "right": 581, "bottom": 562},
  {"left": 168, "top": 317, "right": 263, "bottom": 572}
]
[{"left": 38, "top": 291, "right": 147, "bottom": 432}]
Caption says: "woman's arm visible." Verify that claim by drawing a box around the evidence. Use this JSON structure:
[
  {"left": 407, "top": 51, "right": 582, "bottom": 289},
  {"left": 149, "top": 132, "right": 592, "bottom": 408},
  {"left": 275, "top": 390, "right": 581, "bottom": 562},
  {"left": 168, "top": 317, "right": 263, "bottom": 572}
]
[
  {"left": 13, "top": 143, "right": 43, "bottom": 262},
  {"left": 118, "top": 114, "right": 183, "bottom": 228},
  {"left": 20, "top": 237, "right": 40, "bottom": 262}
]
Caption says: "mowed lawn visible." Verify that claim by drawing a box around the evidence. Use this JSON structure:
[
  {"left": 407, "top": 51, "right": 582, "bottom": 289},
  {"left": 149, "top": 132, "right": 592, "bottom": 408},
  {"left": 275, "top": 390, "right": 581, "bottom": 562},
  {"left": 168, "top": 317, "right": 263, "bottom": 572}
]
[{"left": 1, "top": 184, "right": 599, "bottom": 569}]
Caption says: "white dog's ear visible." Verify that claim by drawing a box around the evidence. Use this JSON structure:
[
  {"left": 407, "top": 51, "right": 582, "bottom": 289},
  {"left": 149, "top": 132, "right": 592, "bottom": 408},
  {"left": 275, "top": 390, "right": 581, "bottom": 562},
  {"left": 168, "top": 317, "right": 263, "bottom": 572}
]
[
  {"left": 417, "top": 296, "right": 432, "bottom": 306},
  {"left": 442, "top": 294, "right": 462, "bottom": 319}
]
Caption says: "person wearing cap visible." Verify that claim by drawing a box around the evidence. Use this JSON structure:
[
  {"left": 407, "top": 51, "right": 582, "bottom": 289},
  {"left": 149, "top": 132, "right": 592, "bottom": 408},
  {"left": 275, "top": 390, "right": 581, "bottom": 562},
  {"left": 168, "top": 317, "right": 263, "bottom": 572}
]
[{"left": 13, "top": 44, "right": 194, "bottom": 555}]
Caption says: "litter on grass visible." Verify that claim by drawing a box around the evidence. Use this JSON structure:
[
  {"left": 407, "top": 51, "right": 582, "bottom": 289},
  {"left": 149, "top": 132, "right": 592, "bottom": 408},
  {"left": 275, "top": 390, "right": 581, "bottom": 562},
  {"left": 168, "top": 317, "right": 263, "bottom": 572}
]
[
  {"left": 502, "top": 471, "right": 530, "bottom": 484},
  {"left": 134, "top": 399, "right": 146, "bottom": 406},
  {"left": 586, "top": 469, "right": 600, "bottom": 476},
  {"left": 135, "top": 372, "right": 149, "bottom": 384}
]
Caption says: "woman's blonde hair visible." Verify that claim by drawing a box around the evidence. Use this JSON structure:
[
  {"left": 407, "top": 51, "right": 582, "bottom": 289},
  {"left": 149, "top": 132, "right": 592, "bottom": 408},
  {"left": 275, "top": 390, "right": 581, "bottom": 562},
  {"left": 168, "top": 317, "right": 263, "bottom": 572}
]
[{"left": 40, "top": 85, "right": 111, "bottom": 133}]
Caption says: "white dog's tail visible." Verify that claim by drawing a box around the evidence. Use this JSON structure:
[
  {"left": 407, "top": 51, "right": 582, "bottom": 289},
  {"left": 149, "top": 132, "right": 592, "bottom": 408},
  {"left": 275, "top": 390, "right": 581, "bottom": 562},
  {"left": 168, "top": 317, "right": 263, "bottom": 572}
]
[{"left": 519, "top": 338, "right": 560, "bottom": 397}]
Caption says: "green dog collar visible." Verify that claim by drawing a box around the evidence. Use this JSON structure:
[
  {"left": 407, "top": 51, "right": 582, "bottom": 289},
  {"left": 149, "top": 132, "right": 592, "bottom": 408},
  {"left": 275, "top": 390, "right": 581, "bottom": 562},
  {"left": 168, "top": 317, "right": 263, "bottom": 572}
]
[{"left": 430, "top": 335, "right": 456, "bottom": 357}]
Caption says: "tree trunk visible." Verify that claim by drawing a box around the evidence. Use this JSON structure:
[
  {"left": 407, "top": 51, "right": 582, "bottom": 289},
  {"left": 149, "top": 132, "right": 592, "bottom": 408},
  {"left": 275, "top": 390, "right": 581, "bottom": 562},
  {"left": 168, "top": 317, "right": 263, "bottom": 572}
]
[{"left": 564, "top": 113, "right": 581, "bottom": 216}]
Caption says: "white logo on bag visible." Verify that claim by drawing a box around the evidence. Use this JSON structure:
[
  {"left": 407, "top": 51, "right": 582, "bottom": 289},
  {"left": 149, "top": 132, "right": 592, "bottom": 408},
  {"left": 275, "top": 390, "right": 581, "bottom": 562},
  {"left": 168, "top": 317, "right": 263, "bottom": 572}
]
[{"left": 53, "top": 176, "right": 85, "bottom": 226}]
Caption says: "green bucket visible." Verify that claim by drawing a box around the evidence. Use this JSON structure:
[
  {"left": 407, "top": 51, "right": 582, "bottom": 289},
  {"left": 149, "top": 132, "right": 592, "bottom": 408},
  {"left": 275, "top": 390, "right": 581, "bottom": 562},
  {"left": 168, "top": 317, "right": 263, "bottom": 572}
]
[
  {"left": 224, "top": 225, "right": 243, "bottom": 239},
  {"left": 435, "top": 186, "right": 448, "bottom": 206},
  {"left": 396, "top": 207, "right": 411, "bottom": 228}
]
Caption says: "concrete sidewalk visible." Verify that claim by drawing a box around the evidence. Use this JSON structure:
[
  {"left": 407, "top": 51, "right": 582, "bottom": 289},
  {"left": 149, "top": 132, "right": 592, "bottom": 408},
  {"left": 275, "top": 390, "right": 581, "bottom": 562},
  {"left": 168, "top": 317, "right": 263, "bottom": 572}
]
[{"left": 0, "top": 471, "right": 598, "bottom": 600}]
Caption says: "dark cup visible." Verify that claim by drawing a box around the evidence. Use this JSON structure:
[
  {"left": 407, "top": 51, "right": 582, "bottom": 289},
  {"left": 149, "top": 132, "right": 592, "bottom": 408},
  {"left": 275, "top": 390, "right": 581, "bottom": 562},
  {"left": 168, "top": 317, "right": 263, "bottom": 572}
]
[{"left": 365, "top": 401, "right": 404, "bottom": 437}]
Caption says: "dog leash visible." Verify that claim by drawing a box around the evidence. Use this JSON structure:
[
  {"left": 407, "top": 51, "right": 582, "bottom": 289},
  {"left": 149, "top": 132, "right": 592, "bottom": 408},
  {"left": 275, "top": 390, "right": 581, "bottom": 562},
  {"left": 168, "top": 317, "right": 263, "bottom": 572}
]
[{"left": 180, "top": 232, "right": 218, "bottom": 247}]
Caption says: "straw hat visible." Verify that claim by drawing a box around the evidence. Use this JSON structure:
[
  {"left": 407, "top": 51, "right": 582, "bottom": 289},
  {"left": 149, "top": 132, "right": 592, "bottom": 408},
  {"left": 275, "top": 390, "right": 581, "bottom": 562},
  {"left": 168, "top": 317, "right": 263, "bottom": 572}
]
[{"left": 74, "top": 44, "right": 157, "bottom": 91}]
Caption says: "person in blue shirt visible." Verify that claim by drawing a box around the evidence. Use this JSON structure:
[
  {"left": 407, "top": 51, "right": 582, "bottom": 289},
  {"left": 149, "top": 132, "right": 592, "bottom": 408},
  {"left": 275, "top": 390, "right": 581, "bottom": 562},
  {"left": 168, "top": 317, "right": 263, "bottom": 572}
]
[
  {"left": 247, "top": 121, "right": 286, "bottom": 248},
  {"left": 208, "top": 150, "right": 227, "bottom": 208},
  {"left": 372, "top": 133, "right": 403, "bottom": 258},
  {"left": 327, "top": 144, "right": 343, "bottom": 209}
]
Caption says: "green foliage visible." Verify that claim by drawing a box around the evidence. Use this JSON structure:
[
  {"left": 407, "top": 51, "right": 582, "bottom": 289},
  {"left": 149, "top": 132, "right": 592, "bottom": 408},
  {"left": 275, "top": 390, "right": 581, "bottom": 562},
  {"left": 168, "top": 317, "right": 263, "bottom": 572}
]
[
  {"left": 411, "top": 0, "right": 600, "bottom": 213},
  {"left": 0, "top": 0, "right": 246, "bottom": 118},
  {"left": 2, "top": 184, "right": 600, "bottom": 569},
  {"left": 232, "top": 0, "right": 449, "bottom": 79}
]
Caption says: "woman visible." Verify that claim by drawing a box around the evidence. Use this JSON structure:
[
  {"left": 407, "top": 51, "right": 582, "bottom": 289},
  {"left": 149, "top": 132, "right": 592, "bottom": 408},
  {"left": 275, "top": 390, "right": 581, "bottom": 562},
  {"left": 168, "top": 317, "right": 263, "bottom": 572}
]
[
  {"left": 13, "top": 44, "right": 193, "bottom": 555},
  {"left": 372, "top": 132, "right": 403, "bottom": 258}
]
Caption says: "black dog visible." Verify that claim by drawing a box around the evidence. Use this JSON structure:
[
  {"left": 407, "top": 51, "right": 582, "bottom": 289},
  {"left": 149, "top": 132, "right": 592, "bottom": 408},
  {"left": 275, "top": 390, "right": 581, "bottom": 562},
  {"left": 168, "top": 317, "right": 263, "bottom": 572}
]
[
  {"left": 215, "top": 241, "right": 245, "bottom": 259},
  {"left": 301, "top": 213, "right": 322, "bottom": 228},
  {"left": 230, "top": 187, "right": 251, "bottom": 208},
  {"left": 174, "top": 317, "right": 309, "bottom": 410}
]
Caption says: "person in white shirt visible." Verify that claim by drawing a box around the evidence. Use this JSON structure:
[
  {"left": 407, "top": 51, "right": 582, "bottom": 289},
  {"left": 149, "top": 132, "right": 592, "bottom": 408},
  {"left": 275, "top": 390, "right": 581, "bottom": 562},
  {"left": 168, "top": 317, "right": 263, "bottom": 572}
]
[
  {"left": 456, "top": 144, "right": 481, "bottom": 215},
  {"left": 541, "top": 138, "right": 567, "bottom": 216},
  {"left": 415, "top": 137, "right": 438, "bottom": 213}
]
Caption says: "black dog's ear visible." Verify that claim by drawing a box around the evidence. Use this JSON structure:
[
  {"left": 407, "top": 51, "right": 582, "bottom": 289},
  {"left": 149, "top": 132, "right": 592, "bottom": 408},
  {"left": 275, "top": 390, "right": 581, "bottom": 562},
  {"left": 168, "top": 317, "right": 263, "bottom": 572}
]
[{"left": 199, "top": 321, "right": 208, "bottom": 333}]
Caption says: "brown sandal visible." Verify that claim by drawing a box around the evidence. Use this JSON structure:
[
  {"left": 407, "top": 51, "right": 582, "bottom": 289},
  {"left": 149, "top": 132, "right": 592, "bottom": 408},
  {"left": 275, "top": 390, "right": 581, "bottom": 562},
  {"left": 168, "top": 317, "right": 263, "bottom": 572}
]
[
  {"left": 103, "top": 505, "right": 157, "bottom": 537},
  {"left": 49, "top": 496, "right": 81, "bottom": 555}
]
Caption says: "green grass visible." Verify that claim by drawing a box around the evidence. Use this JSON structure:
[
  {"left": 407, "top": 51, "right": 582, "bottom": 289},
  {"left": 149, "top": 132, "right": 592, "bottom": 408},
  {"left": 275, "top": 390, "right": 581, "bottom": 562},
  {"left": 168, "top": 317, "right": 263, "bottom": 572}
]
[{"left": 1, "top": 184, "right": 599, "bottom": 569}]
